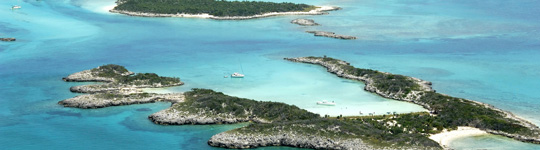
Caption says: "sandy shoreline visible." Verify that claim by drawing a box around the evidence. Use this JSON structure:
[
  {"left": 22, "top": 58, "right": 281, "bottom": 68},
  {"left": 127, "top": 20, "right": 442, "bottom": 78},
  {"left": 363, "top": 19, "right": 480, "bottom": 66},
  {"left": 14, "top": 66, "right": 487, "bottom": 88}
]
[
  {"left": 101, "top": 4, "right": 116, "bottom": 13},
  {"left": 429, "top": 126, "right": 488, "bottom": 148},
  {"left": 106, "top": 5, "right": 341, "bottom": 20}
]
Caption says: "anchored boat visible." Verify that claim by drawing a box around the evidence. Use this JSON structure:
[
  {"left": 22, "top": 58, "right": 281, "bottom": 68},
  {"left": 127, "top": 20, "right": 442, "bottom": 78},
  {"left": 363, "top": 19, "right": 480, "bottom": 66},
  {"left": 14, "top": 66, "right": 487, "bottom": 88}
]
[
  {"left": 316, "top": 100, "right": 336, "bottom": 106},
  {"left": 231, "top": 72, "right": 244, "bottom": 78},
  {"left": 12, "top": 5, "right": 21, "bottom": 9}
]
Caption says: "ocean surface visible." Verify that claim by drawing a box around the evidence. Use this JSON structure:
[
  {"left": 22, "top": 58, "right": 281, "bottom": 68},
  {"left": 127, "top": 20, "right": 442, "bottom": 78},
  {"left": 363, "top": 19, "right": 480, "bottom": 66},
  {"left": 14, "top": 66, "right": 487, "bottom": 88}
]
[{"left": 1, "top": 0, "right": 539, "bottom": 149}]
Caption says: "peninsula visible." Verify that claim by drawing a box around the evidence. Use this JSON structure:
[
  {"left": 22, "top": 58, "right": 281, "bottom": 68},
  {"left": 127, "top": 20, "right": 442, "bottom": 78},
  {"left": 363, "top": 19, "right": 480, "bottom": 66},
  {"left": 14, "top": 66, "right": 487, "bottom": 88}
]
[
  {"left": 283, "top": 56, "right": 540, "bottom": 144},
  {"left": 59, "top": 64, "right": 184, "bottom": 108},
  {"left": 109, "top": 0, "right": 340, "bottom": 20}
]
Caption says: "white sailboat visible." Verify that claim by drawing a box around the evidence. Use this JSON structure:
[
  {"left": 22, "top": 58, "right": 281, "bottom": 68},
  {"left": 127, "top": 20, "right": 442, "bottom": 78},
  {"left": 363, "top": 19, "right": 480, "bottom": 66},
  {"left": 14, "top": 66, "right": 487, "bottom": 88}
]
[
  {"left": 316, "top": 100, "right": 336, "bottom": 106},
  {"left": 231, "top": 63, "right": 245, "bottom": 78},
  {"left": 231, "top": 72, "right": 244, "bottom": 78}
]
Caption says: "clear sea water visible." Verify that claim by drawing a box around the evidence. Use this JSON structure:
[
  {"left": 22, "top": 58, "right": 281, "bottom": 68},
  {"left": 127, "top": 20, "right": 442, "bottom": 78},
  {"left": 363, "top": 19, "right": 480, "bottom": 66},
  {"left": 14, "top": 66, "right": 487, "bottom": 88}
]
[{"left": 1, "top": 0, "right": 539, "bottom": 149}]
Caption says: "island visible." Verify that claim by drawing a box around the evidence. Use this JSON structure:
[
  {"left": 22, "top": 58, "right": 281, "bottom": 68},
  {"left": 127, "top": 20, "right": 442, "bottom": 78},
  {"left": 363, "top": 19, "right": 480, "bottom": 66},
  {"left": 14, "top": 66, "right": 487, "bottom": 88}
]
[
  {"left": 0, "top": 38, "right": 16, "bottom": 42},
  {"left": 282, "top": 56, "right": 540, "bottom": 143},
  {"left": 59, "top": 64, "right": 184, "bottom": 108},
  {"left": 109, "top": 0, "right": 340, "bottom": 20},
  {"left": 58, "top": 60, "right": 540, "bottom": 150},
  {"left": 306, "top": 31, "right": 357, "bottom": 40},
  {"left": 291, "top": 19, "right": 319, "bottom": 26}
]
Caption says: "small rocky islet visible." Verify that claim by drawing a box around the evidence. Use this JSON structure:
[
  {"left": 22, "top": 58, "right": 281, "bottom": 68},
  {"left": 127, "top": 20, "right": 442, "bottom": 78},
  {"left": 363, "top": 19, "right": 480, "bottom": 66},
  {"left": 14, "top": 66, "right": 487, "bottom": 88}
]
[
  {"left": 291, "top": 19, "right": 319, "bottom": 26},
  {"left": 0, "top": 38, "right": 16, "bottom": 42},
  {"left": 58, "top": 58, "right": 540, "bottom": 149},
  {"left": 290, "top": 19, "right": 357, "bottom": 40}
]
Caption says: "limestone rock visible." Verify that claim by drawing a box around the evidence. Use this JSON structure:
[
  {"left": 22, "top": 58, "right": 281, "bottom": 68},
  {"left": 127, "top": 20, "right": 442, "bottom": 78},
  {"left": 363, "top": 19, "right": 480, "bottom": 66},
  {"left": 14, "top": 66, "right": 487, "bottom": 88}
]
[{"left": 291, "top": 19, "right": 319, "bottom": 26}]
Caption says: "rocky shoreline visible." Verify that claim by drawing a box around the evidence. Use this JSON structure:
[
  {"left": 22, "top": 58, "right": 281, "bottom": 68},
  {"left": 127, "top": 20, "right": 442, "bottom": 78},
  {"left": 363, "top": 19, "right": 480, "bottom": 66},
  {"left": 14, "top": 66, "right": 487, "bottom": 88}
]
[
  {"left": 284, "top": 56, "right": 540, "bottom": 145},
  {"left": 291, "top": 19, "right": 319, "bottom": 26},
  {"left": 110, "top": 6, "right": 341, "bottom": 20},
  {"left": 0, "top": 38, "right": 16, "bottom": 42},
  {"left": 62, "top": 69, "right": 134, "bottom": 82},
  {"left": 306, "top": 31, "right": 357, "bottom": 40},
  {"left": 59, "top": 93, "right": 184, "bottom": 109},
  {"left": 148, "top": 107, "right": 264, "bottom": 125},
  {"left": 208, "top": 132, "right": 372, "bottom": 150}
]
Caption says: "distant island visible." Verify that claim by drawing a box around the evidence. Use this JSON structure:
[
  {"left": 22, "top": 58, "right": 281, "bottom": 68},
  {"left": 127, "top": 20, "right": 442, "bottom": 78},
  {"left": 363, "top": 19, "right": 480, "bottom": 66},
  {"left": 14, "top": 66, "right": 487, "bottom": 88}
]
[
  {"left": 58, "top": 61, "right": 540, "bottom": 149},
  {"left": 109, "top": 0, "right": 340, "bottom": 20}
]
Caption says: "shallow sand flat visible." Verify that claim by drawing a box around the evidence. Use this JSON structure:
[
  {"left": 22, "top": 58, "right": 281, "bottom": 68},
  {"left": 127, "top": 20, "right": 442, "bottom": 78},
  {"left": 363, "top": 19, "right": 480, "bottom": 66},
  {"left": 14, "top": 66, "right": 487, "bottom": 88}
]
[{"left": 429, "top": 127, "right": 488, "bottom": 148}]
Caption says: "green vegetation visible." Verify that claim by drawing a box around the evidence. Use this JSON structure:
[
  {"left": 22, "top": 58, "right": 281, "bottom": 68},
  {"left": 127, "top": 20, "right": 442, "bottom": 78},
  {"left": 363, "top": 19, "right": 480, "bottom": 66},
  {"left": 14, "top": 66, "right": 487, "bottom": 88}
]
[
  {"left": 91, "top": 64, "right": 130, "bottom": 78},
  {"left": 419, "top": 92, "right": 529, "bottom": 134},
  {"left": 92, "top": 64, "right": 181, "bottom": 86},
  {"left": 118, "top": 73, "right": 181, "bottom": 86},
  {"left": 233, "top": 117, "right": 441, "bottom": 149},
  {"left": 307, "top": 56, "right": 420, "bottom": 96},
  {"left": 171, "top": 89, "right": 319, "bottom": 122},
  {"left": 114, "top": 0, "right": 315, "bottom": 16},
  {"left": 96, "top": 92, "right": 152, "bottom": 100}
]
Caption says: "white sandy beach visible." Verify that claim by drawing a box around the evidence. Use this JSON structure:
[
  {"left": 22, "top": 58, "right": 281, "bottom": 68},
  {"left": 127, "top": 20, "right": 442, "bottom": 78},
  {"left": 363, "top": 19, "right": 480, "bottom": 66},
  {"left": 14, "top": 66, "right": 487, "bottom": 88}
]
[
  {"left": 429, "top": 126, "right": 488, "bottom": 148},
  {"left": 102, "top": 4, "right": 116, "bottom": 13}
]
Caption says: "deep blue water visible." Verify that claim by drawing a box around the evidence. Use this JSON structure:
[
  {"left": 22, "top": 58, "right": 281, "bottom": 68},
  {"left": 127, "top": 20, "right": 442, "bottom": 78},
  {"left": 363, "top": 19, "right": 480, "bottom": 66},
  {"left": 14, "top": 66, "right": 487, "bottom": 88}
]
[{"left": 1, "top": 0, "right": 540, "bottom": 149}]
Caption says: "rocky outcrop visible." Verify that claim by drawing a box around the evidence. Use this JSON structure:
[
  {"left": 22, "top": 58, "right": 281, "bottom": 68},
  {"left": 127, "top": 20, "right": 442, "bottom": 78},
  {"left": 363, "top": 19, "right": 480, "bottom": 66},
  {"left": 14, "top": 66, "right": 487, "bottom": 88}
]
[
  {"left": 291, "top": 19, "right": 319, "bottom": 26},
  {"left": 306, "top": 31, "right": 357, "bottom": 40},
  {"left": 0, "top": 38, "right": 16, "bottom": 42},
  {"left": 110, "top": 6, "right": 341, "bottom": 20},
  {"left": 208, "top": 132, "right": 373, "bottom": 150},
  {"left": 485, "top": 129, "right": 540, "bottom": 144},
  {"left": 58, "top": 93, "right": 184, "bottom": 109},
  {"left": 69, "top": 82, "right": 184, "bottom": 94},
  {"left": 148, "top": 104, "right": 270, "bottom": 125},
  {"left": 62, "top": 68, "right": 134, "bottom": 82}
]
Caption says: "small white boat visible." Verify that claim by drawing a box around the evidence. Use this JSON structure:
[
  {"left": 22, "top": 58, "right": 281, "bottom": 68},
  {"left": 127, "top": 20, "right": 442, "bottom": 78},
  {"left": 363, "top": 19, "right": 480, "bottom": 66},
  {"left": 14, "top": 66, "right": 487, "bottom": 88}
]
[
  {"left": 231, "top": 72, "right": 244, "bottom": 78},
  {"left": 316, "top": 100, "right": 336, "bottom": 106},
  {"left": 12, "top": 5, "right": 21, "bottom": 9}
]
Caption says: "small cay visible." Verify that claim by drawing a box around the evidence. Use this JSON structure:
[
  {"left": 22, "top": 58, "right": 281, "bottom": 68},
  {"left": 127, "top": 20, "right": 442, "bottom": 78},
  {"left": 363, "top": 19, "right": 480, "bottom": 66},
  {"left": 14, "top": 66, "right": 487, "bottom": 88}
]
[
  {"left": 110, "top": 0, "right": 340, "bottom": 20},
  {"left": 291, "top": 19, "right": 319, "bottom": 26}
]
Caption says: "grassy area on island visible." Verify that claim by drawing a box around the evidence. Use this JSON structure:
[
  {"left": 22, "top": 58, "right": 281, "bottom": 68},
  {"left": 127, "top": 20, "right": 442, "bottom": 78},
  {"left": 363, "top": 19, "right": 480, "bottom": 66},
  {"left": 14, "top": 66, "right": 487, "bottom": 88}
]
[
  {"left": 113, "top": 0, "right": 315, "bottom": 16},
  {"left": 92, "top": 64, "right": 181, "bottom": 86},
  {"left": 233, "top": 116, "right": 442, "bottom": 149},
  {"left": 170, "top": 88, "right": 320, "bottom": 122}
]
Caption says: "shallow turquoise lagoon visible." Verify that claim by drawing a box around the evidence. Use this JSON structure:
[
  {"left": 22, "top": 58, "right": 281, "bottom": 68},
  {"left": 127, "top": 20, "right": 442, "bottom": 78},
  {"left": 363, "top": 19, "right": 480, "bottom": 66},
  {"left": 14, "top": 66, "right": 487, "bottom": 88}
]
[{"left": 1, "top": 0, "right": 540, "bottom": 149}]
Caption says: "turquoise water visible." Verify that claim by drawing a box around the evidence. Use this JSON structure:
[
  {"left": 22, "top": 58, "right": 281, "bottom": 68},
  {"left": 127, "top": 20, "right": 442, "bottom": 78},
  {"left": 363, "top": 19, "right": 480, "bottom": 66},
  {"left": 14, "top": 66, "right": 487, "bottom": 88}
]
[{"left": 1, "top": 0, "right": 540, "bottom": 149}]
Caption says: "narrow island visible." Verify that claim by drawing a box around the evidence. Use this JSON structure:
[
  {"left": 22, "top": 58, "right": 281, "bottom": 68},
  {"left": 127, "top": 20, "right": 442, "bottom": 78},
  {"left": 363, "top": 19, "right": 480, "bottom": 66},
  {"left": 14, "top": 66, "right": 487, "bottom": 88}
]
[
  {"left": 109, "top": 0, "right": 340, "bottom": 20},
  {"left": 58, "top": 59, "right": 540, "bottom": 149}
]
